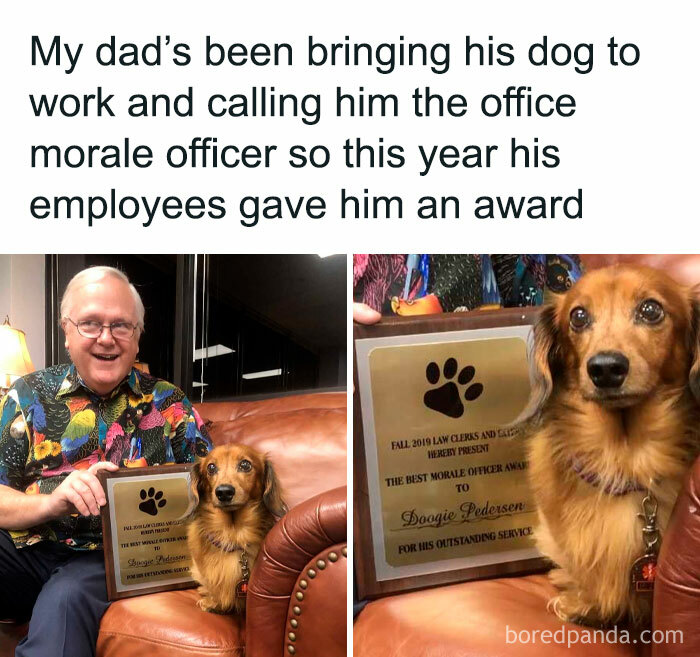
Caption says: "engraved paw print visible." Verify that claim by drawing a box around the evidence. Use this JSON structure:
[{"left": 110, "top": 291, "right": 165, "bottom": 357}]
[
  {"left": 423, "top": 358, "right": 484, "bottom": 418},
  {"left": 138, "top": 487, "right": 166, "bottom": 516}
]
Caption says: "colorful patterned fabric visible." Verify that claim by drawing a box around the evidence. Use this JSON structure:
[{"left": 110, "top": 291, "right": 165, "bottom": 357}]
[
  {"left": 492, "top": 254, "right": 584, "bottom": 307},
  {"left": 353, "top": 254, "right": 408, "bottom": 313},
  {"left": 353, "top": 255, "right": 584, "bottom": 314},
  {"left": 428, "top": 255, "right": 483, "bottom": 311},
  {"left": 545, "top": 255, "right": 583, "bottom": 295},
  {"left": 0, "top": 364, "right": 212, "bottom": 550}
]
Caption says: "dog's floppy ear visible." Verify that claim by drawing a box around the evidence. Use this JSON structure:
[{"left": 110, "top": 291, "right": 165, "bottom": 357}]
[
  {"left": 262, "top": 457, "right": 288, "bottom": 518},
  {"left": 688, "top": 295, "right": 700, "bottom": 403},
  {"left": 186, "top": 458, "right": 206, "bottom": 518},
  {"left": 516, "top": 302, "right": 563, "bottom": 424}
]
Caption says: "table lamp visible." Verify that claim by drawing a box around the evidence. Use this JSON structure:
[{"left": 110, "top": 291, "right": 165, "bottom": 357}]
[{"left": 0, "top": 317, "right": 35, "bottom": 395}]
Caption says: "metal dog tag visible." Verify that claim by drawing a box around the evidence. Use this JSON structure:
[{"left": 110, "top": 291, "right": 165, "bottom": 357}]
[
  {"left": 236, "top": 550, "right": 250, "bottom": 598},
  {"left": 235, "top": 579, "right": 248, "bottom": 599},
  {"left": 632, "top": 489, "right": 659, "bottom": 595},
  {"left": 631, "top": 554, "right": 656, "bottom": 593}
]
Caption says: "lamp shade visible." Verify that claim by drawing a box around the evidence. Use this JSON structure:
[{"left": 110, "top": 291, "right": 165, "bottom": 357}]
[{"left": 0, "top": 320, "right": 35, "bottom": 387}]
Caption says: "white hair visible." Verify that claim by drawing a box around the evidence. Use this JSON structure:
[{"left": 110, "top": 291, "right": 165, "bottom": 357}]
[{"left": 60, "top": 266, "right": 145, "bottom": 331}]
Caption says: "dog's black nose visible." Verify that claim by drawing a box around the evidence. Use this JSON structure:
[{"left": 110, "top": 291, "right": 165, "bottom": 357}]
[
  {"left": 587, "top": 351, "right": 629, "bottom": 388},
  {"left": 215, "top": 485, "right": 235, "bottom": 503}
]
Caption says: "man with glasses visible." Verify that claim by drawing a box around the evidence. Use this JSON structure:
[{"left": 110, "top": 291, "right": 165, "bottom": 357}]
[{"left": 0, "top": 266, "right": 212, "bottom": 657}]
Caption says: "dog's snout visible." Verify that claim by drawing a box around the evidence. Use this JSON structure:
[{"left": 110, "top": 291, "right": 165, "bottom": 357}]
[
  {"left": 215, "top": 485, "right": 235, "bottom": 503},
  {"left": 587, "top": 351, "right": 629, "bottom": 389}
]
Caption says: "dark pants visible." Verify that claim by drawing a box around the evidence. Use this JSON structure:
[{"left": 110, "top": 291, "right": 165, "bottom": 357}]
[{"left": 0, "top": 530, "right": 110, "bottom": 657}]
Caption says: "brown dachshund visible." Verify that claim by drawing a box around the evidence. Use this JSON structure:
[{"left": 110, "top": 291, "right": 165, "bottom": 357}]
[
  {"left": 187, "top": 444, "right": 287, "bottom": 614},
  {"left": 520, "top": 264, "right": 700, "bottom": 626}
]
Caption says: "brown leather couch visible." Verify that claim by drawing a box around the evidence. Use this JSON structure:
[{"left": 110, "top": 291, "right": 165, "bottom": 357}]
[
  {"left": 354, "top": 255, "right": 700, "bottom": 657},
  {"left": 1, "top": 390, "right": 347, "bottom": 657}
]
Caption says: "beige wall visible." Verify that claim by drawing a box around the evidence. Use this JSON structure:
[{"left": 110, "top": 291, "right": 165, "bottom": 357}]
[{"left": 0, "top": 255, "right": 45, "bottom": 371}]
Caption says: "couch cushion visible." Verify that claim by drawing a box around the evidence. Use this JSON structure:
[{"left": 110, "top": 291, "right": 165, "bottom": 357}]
[
  {"left": 97, "top": 589, "right": 244, "bottom": 657},
  {"left": 354, "top": 575, "right": 649, "bottom": 657},
  {"left": 581, "top": 255, "right": 700, "bottom": 287},
  {"left": 196, "top": 391, "right": 346, "bottom": 423}
]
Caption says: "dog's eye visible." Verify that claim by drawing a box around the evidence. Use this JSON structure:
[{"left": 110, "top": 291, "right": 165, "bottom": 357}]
[
  {"left": 206, "top": 463, "right": 218, "bottom": 476},
  {"left": 238, "top": 459, "right": 252, "bottom": 473},
  {"left": 637, "top": 299, "right": 664, "bottom": 324},
  {"left": 569, "top": 306, "right": 590, "bottom": 331}
]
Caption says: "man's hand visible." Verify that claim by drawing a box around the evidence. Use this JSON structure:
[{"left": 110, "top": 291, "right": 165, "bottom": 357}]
[
  {"left": 45, "top": 462, "right": 120, "bottom": 518},
  {"left": 352, "top": 303, "right": 381, "bottom": 393},
  {"left": 353, "top": 302, "right": 381, "bottom": 325},
  {"left": 0, "top": 461, "right": 121, "bottom": 530}
]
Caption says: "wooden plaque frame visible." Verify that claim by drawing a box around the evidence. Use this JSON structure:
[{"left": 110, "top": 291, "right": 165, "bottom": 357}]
[
  {"left": 98, "top": 464, "right": 196, "bottom": 601},
  {"left": 354, "top": 307, "right": 549, "bottom": 600}
]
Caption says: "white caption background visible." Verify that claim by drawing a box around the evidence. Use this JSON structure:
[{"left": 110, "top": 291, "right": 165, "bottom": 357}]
[{"left": 1, "top": 0, "right": 698, "bottom": 254}]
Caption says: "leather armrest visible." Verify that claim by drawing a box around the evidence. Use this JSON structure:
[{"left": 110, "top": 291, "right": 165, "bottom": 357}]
[
  {"left": 653, "top": 457, "right": 700, "bottom": 656},
  {"left": 246, "top": 486, "right": 347, "bottom": 657}
]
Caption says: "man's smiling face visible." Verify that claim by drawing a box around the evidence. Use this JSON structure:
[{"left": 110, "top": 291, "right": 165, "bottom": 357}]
[{"left": 62, "top": 276, "right": 140, "bottom": 396}]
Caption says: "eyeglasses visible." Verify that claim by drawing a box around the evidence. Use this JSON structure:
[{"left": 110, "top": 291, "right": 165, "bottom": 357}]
[{"left": 64, "top": 318, "right": 137, "bottom": 340}]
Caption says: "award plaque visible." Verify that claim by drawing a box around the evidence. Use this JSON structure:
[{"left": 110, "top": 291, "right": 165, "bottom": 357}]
[
  {"left": 354, "top": 307, "right": 548, "bottom": 599},
  {"left": 98, "top": 464, "right": 196, "bottom": 600}
]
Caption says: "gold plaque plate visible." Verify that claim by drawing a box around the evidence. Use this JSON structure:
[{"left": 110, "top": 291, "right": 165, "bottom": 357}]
[
  {"left": 99, "top": 465, "right": 195, "bottom": 600},
  {"left": 370, "top": 336, "right": 533, "bottom": 567},
  {"left": 354, "top": 309, "right": 547, "bottom": 598}
]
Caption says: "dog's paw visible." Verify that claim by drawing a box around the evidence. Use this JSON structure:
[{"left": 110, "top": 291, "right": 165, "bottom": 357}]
[
  {"left": 423, "top": 358, "right": 484, "bottom": 418},
  {"left": 138, "top": 487, "right": 166, "bottom": 516},
  {"left": 548, "top": 593, "right": 598, "bottom": 626},
  {"left": 197, "top": 597, "right": 225, "bottom": 614},
  {"left": 548, "top": 594, "right": 576, "bottom": 623}
]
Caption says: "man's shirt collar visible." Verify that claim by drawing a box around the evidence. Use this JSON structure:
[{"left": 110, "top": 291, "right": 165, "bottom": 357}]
[{"left": 56, "top": 364, "right": 142, "bottom": 399}]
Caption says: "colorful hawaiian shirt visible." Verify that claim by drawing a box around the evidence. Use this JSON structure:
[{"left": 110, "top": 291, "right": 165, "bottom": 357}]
[{"left": 0, "top": 364, "right": 212, "bottom": 550}]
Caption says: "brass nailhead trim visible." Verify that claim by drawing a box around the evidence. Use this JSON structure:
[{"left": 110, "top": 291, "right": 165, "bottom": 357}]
[{"left": 287, "top": 546, "right": 347, "bottom": 646}]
